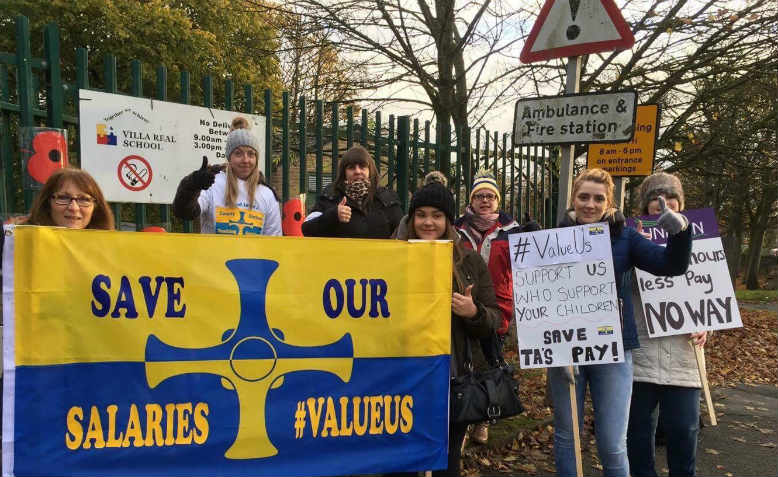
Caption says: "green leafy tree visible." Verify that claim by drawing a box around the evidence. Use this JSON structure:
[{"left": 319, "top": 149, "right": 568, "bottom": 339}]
[{"left": 0, "top": 0, "right": 282, "bottom": 107}]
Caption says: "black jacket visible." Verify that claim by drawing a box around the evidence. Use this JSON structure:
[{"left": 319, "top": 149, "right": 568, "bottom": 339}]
[
  {"left": 302, "top": 183, "right": 403, "bottom": 239},
  {"left": 450, "top": 249, "right": 502, "bottom": 377}
]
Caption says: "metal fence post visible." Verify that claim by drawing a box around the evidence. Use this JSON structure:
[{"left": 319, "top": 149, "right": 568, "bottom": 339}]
[
  {"left": 346, "top": 106, "right": 353, "bottom": 150},
  {"left": 360, "top": 108, "right": 367, "bottom": 146},
  {"left": 130, "top": 59, "right": 146, "bottom": 230},
  {"left": 388, "top": 114, "right": 395, "bottom": 188},
  {"left": 224, "top": 79, "right": 232, "bottom": 111},
  {"left": 397, "top": 116, "right": 410, "bottom": 211},
  {"left": 374, "top": 111, "right": 381, "bottom": 175},
  {"left": 282, "top": 92, "right": 289, "bottom": 202},
  {"left": 44, "top": 23, "right": 63, "bottom": 129},
  {"left": 423, "top": 121, "right": 430, "bottom": 176},
  {"left": 264, "top": 89, "right": 272, "bottom": 184},
  {"left": 462, "top": 128, "right": 472, "bottom": 197},
  {"left": 501, "top": 133, "right": 507, "bottom": 208},
  {"left": 104, "top": 54, "right": 120, "bottom": 227},
  {"left": 411, "top": 118, "right": 419, "bottom": 192},
  {"left": 331, "top": 102, "right": 339, "bottom": 182},
  {"left": 315, "top": 100, "right": 323, "bottom": 195},
  {"left": 16, "top": 16, "right": 35, "bottom": 209},
  {"left": 298, "top": 96, "right": 307, "bottom": 196},
  {"left": 1, "top": 66, "right": 13, "bottom": 214},
  {"left": 179, "top": 71, "right": 192, "bottom": 232}
]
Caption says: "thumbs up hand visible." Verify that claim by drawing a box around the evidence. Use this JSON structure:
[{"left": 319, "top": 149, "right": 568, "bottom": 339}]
[
  {"left": 656, "top": 195, "right": 688, "bottom": 235},
  {"left": 337, "top": 196, "right": 352, "bottom": 223},
  {"left": 452, "top": 284, "right": 477, "bottom": 318},
  {"left": 191, "top": 156, "right": 221, "bottom": 190}
]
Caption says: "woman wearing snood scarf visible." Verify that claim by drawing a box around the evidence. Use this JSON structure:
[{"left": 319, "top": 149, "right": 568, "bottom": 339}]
[
  {"left": 302, "top": 145, "right": 403, "bottom": 239},
  {"left": 627, "top": 172, "right": 706, "bottom": 477},
  {"left": 547, "top": 169, "right": 692, "bottom": 477},
  {"left": 453, "top": 168, "right": 539, "bottom": 444}
]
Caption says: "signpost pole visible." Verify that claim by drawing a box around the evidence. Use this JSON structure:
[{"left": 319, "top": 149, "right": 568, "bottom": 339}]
[
  {"left": 558, "top": 55, "right": 584, "bottom": 477},
  {"left": 556, "top": 56, "right": 581, "bottom": 223},
  {"left": 614, "top": 177, "right": 626, "bottom": 210}
]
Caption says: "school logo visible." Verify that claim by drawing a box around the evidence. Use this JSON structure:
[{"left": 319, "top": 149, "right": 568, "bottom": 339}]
[
  {"left": 215, "top": 207, "right": 265, "bottom": 235},
  {"left": 597, "top": 326, "right": 614, "bottom": 335},
  {"left": 145, "top": 259, "right": 354, "bottom": 459},
  {"left": 96, "top": 124, "right": 117, "bottom": 145},
  {"left": 588, "top": 225, "right": 605, "bottom": 235}
]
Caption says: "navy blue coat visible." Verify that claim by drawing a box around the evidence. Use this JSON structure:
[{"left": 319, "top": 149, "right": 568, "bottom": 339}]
[{"left": 559, "top": 211, "right": 692, "bottom": 351}]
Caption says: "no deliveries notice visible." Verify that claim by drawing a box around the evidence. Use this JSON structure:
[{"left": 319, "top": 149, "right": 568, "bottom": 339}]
[{"left": 509, "top": 223, "right": 624, "bottom": 368}]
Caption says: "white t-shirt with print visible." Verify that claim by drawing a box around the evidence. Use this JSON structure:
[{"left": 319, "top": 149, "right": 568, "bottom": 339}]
[{"left": 197, "top": 172, "right": 282, "bottom": 236}]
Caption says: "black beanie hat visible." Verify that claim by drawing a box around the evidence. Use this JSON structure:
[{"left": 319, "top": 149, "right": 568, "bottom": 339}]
[{"left": 409, "top": 180, "right": 455, "bottom": 222}]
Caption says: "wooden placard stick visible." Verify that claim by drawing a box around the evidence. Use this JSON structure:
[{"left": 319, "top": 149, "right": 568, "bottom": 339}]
[
  {"left": 568, "top": 366, "right": 584, "bottom": 477},
  {"left": 690, "top": 341, "right": 717, "bottom": 426}
]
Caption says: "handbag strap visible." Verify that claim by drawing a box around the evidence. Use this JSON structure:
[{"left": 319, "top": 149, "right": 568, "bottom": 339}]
[
  {"left": 462, "top": 334, "right": 475, "bottom": 373},
  {"left": 484, "top": 378, "right": 501, "bottom": 419},
  {"left": 487, "top": 332, "right": 509, "bottom": 367}
]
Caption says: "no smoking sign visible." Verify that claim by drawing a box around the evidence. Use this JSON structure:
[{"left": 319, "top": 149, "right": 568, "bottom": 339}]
[{"left": 117, "top": 155, "right": 153, "bottom": 192}]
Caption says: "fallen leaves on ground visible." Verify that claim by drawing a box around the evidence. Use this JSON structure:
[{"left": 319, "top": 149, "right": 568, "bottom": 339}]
[
  {"left": 707, "top": 309, "right": 777, "bottom": 386},
  {"left": 461, "top": 307, "right": 776, "bottom": 475}
]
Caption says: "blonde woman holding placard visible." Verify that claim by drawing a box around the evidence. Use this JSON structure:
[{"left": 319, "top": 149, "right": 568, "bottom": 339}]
[
  {"left": 547, "top": 169, "right": 692, "bottom": 477},
  {"left": 627, "top": 172, "right": 706, "bottom": 477}
]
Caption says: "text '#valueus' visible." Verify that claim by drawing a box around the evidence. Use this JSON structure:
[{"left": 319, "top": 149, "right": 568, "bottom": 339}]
[{"left": 514, "top": 228, "right": 592, "bottom": 263}]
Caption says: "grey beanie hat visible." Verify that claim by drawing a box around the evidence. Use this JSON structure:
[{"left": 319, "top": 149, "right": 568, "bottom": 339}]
[
  {"left": 639, "top": 172, "right": 685, "bottom": 214},
  {"left": 224, "top": 117, "right": 261, "bottom": 159}
]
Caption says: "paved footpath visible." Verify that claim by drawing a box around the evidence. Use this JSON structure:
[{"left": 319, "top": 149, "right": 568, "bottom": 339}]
[{"left": 573, "top": 384, "right": 778, "bottom": 477}]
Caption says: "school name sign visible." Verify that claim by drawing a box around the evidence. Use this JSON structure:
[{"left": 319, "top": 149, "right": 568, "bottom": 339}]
[
  {"left": 2, "top": 227, "right": 452, "bottom": 476},
  {"left": 509, "top": 224, "right": 624, "bottom": 368},
  {"left": 513, "top": 91, "right": 637, "bottom": 146},
  {"left": 79, "top": 90, "right": 266, "bottom": 204}
]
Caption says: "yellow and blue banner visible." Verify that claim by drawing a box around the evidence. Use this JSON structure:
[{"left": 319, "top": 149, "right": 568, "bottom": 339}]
[{"left": 2, "top": 227, "right": 453, "bottom": 476}]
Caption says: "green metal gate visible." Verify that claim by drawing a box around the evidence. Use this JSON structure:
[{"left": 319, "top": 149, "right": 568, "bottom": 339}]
[{"left": 0, "top": 15, "right": 559, "bottom": 232}]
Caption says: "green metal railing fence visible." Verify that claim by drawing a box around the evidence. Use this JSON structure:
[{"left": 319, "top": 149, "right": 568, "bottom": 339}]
[{"left": 0, "top": 15, "right": 559, "bottom": 232}]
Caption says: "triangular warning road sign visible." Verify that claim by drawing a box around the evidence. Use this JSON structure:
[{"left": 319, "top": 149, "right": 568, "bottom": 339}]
[{"left": 520, "top": 0, "right": 635, "bottom": 63}]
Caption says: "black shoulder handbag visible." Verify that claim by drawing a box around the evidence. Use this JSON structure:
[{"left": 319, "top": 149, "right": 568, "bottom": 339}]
[{"left": 450, "top": 334, "right": 524, "bottom": 424}]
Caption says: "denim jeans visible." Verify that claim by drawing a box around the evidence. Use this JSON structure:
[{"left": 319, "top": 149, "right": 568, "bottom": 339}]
[
  {"left": 627, "top": 382, "right": 700, "bottom": 477},
  {"left": 548, "top": 351, "right": 633, "bottom": 477}
]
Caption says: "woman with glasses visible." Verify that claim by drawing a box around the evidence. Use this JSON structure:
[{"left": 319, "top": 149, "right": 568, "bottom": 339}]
[
  {"left": 453, "top": 168, "right": 536, "bottom": 445},
  {"left": 173, "top": 116, "right": 281, "bottom": 236},
  {"left": 26, "top": 168, "right": 115, "bottom": 230}
]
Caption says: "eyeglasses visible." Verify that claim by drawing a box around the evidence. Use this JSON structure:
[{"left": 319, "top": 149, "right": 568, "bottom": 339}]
[
  {"left": 472, "top": 193, "right": 497, "bottom": 202},
  {"left": 51, "top": 194, "right": 95, "bottom": 207}
]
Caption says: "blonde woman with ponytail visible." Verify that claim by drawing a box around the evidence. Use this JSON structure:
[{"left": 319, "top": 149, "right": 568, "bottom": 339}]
[
  {"left": 546, "top": 168, "right": 692, "bottom": 477},
  {"left": 173, "top": 117, "right": 281, "bottom": 236}
]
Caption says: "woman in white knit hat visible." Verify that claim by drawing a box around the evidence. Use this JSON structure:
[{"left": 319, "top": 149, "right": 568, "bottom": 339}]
[
  {"left": 627, "top": 172, "right": 706, "bottom": 477},
  {"left": 173, "top": 117, "right": 281, "bottom": 236},
  {"left": 454, "top": 168, "right": 538, "bottom": 444}
]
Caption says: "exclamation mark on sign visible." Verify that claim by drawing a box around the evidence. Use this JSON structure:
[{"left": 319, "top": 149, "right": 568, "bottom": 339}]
[
  {"left": 612, "top": 341, "right": 619, "bottom": 361},
  {"left": 567, "top": 0, "right": 581, "bottom": 40}
]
